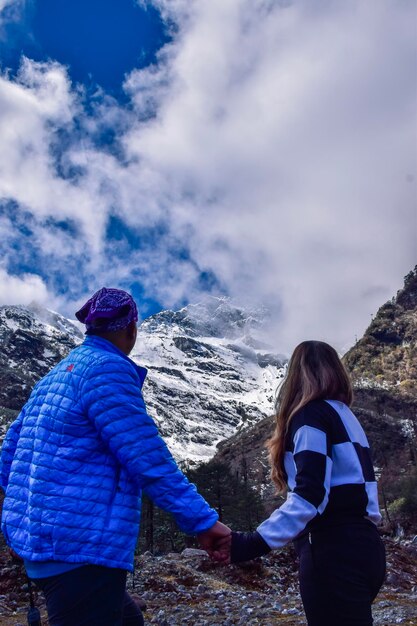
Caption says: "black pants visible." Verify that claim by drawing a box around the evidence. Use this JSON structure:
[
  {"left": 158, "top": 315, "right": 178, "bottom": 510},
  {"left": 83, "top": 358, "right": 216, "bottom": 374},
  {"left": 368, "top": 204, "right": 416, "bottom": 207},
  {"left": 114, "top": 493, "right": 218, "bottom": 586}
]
[
  {"left": 293, "top": 521, "right": 386, "bottom": 626},
  {"left": 32, "top": 565, "right": 144, "bottom": 626}
]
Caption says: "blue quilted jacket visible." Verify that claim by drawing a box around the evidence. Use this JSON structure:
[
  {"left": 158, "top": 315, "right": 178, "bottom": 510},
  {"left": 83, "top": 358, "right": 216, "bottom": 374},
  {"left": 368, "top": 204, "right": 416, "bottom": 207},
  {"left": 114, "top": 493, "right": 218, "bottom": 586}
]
[{"left": 0, "top": 336, "right": 218, "bottom": 571}]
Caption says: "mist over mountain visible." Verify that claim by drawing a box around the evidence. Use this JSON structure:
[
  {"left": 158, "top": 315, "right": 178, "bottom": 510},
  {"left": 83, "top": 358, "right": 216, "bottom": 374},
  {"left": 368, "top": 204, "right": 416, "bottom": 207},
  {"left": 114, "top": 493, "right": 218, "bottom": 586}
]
[{"left": 1, "top": 268, "right": 415, "bottom": 482}]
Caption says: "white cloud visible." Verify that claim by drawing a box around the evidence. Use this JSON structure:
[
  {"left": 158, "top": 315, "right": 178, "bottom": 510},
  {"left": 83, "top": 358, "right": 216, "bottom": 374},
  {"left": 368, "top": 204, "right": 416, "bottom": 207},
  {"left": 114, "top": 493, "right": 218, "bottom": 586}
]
[
  {"left": 0, "top": 0, "right": 13, "bottom": 12},
  {"left": 0, "top": 268, "right": 49, "bottom": 306},
  {"left": 123, "top": 0, "right": 416, "bottom": 351},
  {"left": 0, "top": 0, "right": 416, "bottom": 352},
  {"left": 0, "top": 0, "right": 21, "bottom": 17},
  {"left": 0, "top": 58, "right": 115, "bottom": 252}
]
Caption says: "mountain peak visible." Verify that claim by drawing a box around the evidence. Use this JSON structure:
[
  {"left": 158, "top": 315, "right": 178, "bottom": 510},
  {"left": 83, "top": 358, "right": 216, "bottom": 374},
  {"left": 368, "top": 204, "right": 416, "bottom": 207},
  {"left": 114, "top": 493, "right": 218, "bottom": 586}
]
[
  {"left": 141, "top": 295, "right": 269, "bottom": 343},
  {"left": 396, "top": 266, "right": 417, "bottom": 310}
]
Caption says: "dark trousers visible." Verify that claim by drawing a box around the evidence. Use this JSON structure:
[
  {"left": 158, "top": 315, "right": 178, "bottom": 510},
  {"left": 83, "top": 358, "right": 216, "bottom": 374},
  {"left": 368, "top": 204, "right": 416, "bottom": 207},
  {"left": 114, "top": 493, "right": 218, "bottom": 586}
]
[
  {"left": 294, "top": 521, "right": 386, "bottom": 626},
  {"left": 32, "top": 565, "right": 144, "bottom": 626}
]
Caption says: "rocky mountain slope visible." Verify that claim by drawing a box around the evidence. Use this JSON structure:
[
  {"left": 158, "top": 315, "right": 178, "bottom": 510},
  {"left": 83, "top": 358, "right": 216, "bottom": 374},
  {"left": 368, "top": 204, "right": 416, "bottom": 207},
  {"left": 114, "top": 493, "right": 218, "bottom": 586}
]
[
  {"left": 344, "top": 266, "right": 417, "bottom": 400},
  {"left": 0, "top": 297, "right": 286, "bottom": 462},
  {"left": 0, "top": 304, "right": 82, "bottom": 423}
]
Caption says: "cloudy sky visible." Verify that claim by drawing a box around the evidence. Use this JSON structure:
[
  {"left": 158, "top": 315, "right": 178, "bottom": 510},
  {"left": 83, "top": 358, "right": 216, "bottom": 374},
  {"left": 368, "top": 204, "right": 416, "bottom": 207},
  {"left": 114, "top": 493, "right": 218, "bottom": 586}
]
[{"left": 0, "top": 0, "right": 415, "bottom": 353}]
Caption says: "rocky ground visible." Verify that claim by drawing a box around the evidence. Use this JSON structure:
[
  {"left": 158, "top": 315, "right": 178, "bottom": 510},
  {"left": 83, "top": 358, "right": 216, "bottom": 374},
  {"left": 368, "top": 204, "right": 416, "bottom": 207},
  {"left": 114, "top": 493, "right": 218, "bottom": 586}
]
[{"left": 0, "top": 539, "right": 416, "bottom": 625}]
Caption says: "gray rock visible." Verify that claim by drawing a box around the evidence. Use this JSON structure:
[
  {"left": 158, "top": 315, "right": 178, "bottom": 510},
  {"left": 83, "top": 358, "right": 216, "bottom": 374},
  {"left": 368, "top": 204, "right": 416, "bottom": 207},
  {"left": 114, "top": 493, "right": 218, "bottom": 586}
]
[
  {"left": 141, "top": 551, "right": 153, "bottom": 559},
  {"left": 282, "top": 606, "right": 301, "bottom": 615},
  {"left": 181, "top": 548, "right": 208, "bottom": 558}
]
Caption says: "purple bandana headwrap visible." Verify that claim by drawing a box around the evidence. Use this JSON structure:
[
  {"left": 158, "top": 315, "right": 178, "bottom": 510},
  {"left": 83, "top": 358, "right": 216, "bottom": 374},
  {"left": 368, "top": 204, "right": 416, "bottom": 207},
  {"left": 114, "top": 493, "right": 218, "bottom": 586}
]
[{"left": 75, "top": 287, "right": 138, "bottom": 333}]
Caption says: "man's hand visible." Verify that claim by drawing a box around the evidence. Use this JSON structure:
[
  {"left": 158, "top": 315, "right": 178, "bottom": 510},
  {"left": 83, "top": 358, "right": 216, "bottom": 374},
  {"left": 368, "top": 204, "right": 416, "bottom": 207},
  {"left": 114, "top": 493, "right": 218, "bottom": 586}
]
[{"left": 197, "top": 521, "right": 231, "bottom": 563}]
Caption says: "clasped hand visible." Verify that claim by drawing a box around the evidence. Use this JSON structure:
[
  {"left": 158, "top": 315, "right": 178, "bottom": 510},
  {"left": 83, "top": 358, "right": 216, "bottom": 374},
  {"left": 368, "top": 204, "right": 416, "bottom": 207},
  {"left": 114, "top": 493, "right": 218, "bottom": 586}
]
[{"left": 197, "top": 521, "right": 231, "bottom": 564}]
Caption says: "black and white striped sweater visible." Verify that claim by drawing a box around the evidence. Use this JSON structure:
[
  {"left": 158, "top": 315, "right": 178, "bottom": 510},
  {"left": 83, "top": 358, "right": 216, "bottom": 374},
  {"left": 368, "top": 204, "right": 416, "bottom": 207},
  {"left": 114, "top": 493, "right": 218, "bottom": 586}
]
[
  {"left": 258, "top": 398, "right": 381, "bottom": 548},
  {"left": 231, "top": 399, "right": 382, "bottom": 561}
]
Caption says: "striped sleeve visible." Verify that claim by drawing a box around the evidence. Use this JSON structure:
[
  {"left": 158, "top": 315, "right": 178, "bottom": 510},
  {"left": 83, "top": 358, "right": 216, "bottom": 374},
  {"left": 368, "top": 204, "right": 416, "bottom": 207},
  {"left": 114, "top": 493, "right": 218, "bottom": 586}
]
[{"left": 257, "top": 404, "right": 333, "bottom": 549}]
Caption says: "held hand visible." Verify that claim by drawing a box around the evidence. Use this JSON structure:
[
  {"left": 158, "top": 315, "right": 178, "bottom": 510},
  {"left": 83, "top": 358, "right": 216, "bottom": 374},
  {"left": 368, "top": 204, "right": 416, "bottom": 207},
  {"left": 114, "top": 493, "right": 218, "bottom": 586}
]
[
  {"left": 211, "top": 533, "right": 231, "bottom": 564},
  {"left": 197, "top": 521, "right": 231, "bottom": 563}
]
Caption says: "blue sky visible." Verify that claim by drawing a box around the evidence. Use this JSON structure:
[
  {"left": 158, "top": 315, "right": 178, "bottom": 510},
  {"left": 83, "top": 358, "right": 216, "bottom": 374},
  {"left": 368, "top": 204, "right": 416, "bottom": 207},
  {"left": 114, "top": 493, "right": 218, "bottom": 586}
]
[
  {"left": 2, "top": 0, "right": 168, "bottom": 97},
  {"left": 0, "top": 0, "right": 416, "bottom": 352},
  {"left": 1, "top": 0, "right": 173, "bottom": 316}
]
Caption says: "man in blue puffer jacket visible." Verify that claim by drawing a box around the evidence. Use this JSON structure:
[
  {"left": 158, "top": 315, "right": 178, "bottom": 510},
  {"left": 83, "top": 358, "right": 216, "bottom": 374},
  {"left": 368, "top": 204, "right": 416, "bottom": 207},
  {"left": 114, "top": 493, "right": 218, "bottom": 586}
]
[{"left": 0, "top": 288, "right": 230, "bottom": 625}]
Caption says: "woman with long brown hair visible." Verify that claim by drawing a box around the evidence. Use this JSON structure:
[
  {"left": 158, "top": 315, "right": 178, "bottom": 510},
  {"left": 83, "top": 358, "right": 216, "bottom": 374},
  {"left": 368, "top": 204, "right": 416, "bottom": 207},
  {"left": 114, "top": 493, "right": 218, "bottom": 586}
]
[{"left": 224, "top": 340, "right": 386, "bottom": 626}]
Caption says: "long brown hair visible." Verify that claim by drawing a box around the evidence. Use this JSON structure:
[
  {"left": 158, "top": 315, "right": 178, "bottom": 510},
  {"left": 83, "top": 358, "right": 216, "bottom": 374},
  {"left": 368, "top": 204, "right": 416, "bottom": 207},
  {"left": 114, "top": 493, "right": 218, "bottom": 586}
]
[{"left": 267, "top": 340, "right": 353, "bottom": 492}]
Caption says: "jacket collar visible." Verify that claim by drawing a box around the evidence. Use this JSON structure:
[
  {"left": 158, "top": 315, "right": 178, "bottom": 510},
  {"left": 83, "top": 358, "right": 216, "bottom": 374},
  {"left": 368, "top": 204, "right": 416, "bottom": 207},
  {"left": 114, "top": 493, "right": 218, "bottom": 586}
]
[{"left": 83, "top": 335, "right": 147, "bottom": 386}]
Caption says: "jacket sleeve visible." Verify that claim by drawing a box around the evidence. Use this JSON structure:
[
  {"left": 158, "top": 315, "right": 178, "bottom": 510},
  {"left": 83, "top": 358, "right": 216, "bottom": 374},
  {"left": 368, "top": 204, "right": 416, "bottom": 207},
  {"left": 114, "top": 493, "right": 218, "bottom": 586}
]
[
  {"left": 0, "top": 410, "right": 25, "bottom": 492},
  {"left": 256, "top": 405, "right": 332, "bottom": 549},
  {"left": 231, "top": 530, "right": 271, "bottom": 563},
  {"left": 82, "top": 358, "right": 218, "bottom": 535}
]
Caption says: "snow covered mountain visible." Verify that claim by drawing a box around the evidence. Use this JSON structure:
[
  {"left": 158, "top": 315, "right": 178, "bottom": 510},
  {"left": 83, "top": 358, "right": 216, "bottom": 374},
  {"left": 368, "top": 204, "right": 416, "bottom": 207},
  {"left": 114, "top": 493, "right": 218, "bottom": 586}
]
[
  {"left": 134, "top": 297, "right": 286, "bottom": 461},
  {"left": 0, "top": 303, "right": 82, "bottom": 415},
  {"left": 0, "top": 297, "right": 287, "bottom": 462}
]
